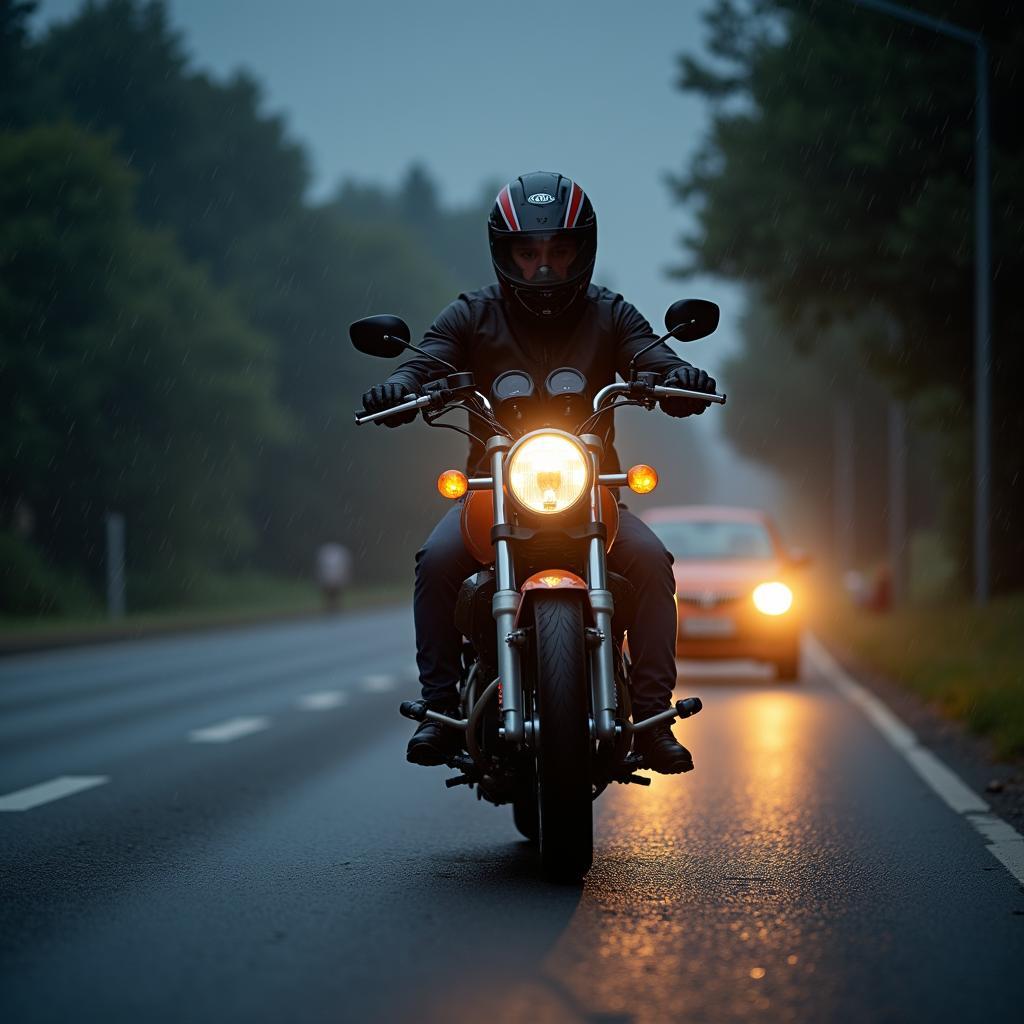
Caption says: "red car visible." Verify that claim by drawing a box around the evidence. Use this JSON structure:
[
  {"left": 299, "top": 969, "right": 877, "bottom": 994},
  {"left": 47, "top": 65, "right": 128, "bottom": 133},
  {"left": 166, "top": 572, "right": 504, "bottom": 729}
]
[{"left": 642, "top": 505, "right": 806, "bottom": 680}]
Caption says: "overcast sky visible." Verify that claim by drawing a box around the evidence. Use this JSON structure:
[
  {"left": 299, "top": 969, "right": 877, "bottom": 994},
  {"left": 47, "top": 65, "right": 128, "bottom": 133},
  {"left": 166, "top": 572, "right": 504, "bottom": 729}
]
[{"left": 34, "top": 0, "right": 779, "bottom": 508}]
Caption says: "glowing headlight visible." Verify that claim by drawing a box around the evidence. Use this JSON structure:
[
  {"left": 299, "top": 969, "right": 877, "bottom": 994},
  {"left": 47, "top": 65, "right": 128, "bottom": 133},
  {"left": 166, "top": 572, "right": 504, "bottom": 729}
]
[
  {"left": 752, "top": 581, "right": 793, "bottom": 616},
  {"left": 507, "top": 432, "right": 590, "bottom": 515}
]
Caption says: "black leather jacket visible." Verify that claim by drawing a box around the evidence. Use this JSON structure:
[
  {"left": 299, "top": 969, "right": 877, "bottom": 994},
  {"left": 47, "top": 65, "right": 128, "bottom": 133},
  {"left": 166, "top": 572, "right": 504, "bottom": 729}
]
[{"left": 385, "top": 283, "right": 691, "bottom": 475}]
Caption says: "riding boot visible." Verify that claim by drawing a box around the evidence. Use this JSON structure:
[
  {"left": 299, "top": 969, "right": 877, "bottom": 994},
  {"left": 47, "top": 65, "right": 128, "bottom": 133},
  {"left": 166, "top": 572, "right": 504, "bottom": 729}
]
[
  {"left": 634, "top": 721, "right": 695, "bottom": 774},
  {"left": 406, "top": 702, "right": 462, "bottom": 766}
]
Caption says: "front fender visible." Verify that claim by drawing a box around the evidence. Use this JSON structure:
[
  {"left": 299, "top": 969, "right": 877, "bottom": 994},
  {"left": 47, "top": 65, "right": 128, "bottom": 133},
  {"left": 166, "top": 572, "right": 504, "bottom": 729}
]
[{"left": 515, "top": 570, "right": 595, "bottom": 627}]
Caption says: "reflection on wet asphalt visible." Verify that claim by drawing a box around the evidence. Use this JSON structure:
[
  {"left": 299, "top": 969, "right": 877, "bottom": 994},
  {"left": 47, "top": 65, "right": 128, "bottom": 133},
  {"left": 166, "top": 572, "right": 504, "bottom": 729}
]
[
  {"left": 3, "top": 619, "right": 1020, "bottom": 1024},
  {"left": 416, "top": 660, "right": 1021, "bottom": 1024}
]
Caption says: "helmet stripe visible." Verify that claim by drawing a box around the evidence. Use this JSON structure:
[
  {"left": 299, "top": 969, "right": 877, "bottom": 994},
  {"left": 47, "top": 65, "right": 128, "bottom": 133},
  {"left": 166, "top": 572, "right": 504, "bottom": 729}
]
[
  {"left": 497, "top": 185, "right": 521, "bottom": 231},
  {"left": 564, "top": 182, "right": 585, "bottom": 228}
]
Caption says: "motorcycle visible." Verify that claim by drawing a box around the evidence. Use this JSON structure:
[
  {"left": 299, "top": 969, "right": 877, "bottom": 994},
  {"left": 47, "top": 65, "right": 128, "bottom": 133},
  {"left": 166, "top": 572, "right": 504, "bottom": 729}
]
[{"left": 351, "top": 299, "right": 725, "bottom": 881}]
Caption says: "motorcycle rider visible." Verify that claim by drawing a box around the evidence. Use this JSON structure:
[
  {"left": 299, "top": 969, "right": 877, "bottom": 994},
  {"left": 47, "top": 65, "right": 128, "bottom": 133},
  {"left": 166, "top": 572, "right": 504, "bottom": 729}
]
[{"left": 361, "top": 171, "right": 717, "bottom": 774}]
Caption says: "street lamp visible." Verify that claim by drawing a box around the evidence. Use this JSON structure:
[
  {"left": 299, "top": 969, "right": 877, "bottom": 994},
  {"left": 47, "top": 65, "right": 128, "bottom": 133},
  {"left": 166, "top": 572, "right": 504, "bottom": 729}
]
[{"left": 847, "top": 0, "right": 991, "bottom": 605}]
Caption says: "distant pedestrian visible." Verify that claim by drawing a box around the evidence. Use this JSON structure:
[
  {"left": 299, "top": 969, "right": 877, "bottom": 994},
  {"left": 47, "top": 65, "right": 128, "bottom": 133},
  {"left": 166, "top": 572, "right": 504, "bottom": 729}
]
[{"left": 315, "top": 542, "right": 352, "bottom": 612}]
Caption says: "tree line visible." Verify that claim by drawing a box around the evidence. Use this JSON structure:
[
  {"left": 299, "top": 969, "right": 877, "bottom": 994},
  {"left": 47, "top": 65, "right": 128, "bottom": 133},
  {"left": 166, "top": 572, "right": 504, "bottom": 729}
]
[
  {"left": 1, "top": 0, "right": 495, "bottom": 613},
  {"left": 674, "top": 0, "right": 1022, "bottom": 592}
]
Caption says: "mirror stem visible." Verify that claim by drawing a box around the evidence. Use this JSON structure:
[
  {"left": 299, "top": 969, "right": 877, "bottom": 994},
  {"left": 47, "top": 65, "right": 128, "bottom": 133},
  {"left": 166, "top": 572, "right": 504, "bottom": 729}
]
[
  {"left": 387, "top": 335, "right": 458, "bottom": 373},
  {"left": 628, "top": 321, "right": 693, "bottom": 378}
]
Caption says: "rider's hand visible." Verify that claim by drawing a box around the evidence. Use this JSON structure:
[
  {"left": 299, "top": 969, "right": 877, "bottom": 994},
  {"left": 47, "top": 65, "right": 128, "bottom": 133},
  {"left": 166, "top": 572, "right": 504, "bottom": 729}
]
[
  {"left": 361, "top": 382, "right": 418, "bottom": 427},
  {"left": 659, "top": 365, "right": 717, "bottom": 418}
]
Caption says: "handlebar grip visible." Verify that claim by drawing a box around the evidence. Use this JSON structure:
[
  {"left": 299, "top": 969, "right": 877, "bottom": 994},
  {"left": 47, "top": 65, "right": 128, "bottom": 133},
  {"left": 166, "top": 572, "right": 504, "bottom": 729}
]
[
  {"left": 652, "top": 385, "right": 727, "bottom": 405},
  {"left": 353, "top": 393, "right": 427, "bottom": 425}
]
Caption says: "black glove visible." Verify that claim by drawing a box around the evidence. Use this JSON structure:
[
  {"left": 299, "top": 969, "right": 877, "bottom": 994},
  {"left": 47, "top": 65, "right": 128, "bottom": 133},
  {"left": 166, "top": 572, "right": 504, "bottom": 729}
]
[
  {"left": 361, "top": 382, "right": 418, "bottom": 427},
  {"left": 659, "top": 365, "right": 717, "bottom": 418}
]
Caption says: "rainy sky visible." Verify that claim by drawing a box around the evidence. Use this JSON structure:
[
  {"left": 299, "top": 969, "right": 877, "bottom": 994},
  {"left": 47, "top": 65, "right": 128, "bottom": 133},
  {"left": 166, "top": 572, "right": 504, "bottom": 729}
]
[{"left": 32, "top": 0, "right": 777, "bottom": 506}]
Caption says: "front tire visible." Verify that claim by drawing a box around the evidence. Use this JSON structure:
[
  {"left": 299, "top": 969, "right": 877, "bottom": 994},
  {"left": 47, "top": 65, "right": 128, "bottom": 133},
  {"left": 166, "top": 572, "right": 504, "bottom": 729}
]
[
  {"left": 512, "top": 764, "right": 539, "bottom": 842},
  {"left": 533, "top": 595, "right": 593, "bottom": 882}
]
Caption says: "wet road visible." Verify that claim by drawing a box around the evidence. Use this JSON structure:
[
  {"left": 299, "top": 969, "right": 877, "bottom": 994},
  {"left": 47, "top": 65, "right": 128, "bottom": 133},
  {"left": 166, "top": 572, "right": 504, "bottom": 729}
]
[{"left": 1, "top": 608, "right": 1021, "bottom": 1023}]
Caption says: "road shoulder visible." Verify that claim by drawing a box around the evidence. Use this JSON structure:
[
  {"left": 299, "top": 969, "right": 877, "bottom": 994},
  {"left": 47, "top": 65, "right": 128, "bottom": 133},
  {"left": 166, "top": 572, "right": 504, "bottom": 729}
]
[{"left": 812, "top": 631, "right": 1024, "bottom": 845}]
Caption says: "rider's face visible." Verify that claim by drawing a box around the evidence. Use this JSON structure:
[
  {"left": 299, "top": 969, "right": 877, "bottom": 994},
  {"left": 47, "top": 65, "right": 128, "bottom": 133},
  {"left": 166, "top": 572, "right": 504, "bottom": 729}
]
[{"left": 510, "top": 237, "right": 579, "bottom": 282}]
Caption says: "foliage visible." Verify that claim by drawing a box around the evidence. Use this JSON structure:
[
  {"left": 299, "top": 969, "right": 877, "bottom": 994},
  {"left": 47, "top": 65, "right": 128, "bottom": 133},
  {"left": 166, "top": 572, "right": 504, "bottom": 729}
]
[
  {"left": 0, "top": 529, "right": 96, "bottom": 615},
  {"left": 1, "top": 0, "right": 502, "bottom": 609},
  {"left": 673, "top": 0, "right": 1024, "bottom": 589},
  {"left": 0, "top": 122, "right": 284, "bottom": 605},
  {"left": 820, "top": 592, "right": 1024, "bottom": 759},
  {"left": 34, "top": 0, "right": 310, "bottom": 278},
  {"left": 331, "top": 164, "right": 497, "bottom": 293},
  {"left": 224, "top": 207, "right": 462, "bottom": 579}
]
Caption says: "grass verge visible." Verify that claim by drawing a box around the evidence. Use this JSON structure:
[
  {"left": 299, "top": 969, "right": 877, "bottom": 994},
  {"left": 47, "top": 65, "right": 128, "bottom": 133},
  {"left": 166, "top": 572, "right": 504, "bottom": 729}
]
[{"left": 814, "top": 592, "right": 1024, "bottom": 759}]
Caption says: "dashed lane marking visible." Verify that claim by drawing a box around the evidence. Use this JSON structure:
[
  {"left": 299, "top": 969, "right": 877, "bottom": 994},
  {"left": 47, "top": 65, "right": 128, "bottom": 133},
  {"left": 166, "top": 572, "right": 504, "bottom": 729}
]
[
  {"left": 0, "top": 775, "right": 109, "bottom": 812},
  {"left": 363, "top": 675, "right": 396, "bottom": 693},
  {"left": 298, "top": 691, "right": 348, "bottom": 711},
  {"left": 188, "top": 716, "right": 270, "bottom": 743},
  {"left": 806, "top": 633, "right": 1024, "bottom": 886}
]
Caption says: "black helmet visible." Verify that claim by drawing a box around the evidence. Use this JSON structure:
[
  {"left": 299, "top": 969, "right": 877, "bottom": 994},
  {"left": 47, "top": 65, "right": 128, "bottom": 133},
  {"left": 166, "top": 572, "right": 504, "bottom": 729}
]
[{"left": 488, "top": 171, "right": 597, "bottom": 319}]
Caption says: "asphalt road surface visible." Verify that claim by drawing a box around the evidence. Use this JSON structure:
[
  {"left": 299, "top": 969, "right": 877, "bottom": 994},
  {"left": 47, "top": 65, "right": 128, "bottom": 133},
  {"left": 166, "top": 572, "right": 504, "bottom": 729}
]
[{"left": 1, "top": 608, "right": 1021, "bottom": 1023}]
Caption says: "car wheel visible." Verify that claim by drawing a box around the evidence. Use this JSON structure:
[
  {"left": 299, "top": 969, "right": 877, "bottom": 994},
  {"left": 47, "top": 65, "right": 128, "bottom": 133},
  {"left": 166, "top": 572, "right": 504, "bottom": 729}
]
[{"left": 774, "top": 647, "right": 801, "bottom": 682}]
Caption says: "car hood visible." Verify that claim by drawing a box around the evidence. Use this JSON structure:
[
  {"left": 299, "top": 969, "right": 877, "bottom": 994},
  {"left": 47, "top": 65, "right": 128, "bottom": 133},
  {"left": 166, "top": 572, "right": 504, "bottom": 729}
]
[{"left": 673, "top": 559, "right": 785, "bottom": 591}]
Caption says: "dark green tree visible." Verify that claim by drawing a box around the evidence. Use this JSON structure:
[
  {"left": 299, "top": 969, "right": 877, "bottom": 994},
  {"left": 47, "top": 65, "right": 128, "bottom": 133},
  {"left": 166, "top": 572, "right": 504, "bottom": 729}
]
[
  {"left": 0, "top": 122, "right": 284, "bottom": 609},
  {"left": 331, "top": 167, "right": 496, "bottom": 292},
  {"left": 37, "top": 0, "right": 309, "bottom": 278},
  {"left": 673, "top": 0, "right": 1024, "bottom": 589},
  {"left": 225, "top": 207, "right": 462, "bottom": 580},
  {"left": 0, "top": 0, "right": 39, "bottom": 129}
]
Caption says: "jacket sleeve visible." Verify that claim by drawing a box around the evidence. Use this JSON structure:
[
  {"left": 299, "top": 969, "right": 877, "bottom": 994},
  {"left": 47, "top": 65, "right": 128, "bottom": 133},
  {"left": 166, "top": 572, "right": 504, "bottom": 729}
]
[
  {"left": 384, "top": 297, "right": 471, "bottom": 392},
  {"left": 613, "top": 297, "right": 691, "bottom": 380}
]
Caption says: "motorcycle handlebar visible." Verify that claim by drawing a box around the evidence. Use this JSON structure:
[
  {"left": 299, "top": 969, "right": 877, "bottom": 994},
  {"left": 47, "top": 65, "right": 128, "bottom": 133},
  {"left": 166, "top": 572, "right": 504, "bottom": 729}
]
[
  {"left": 355, "top": 379, "right": 727, "bottom": 427},
  {"left": 651, "top": 384, "right": 727, "bottom": 405},
  {"left": 353, "top": 393, "right": 431, "bottom": 426},
  {"left": 592, "top": 381, "right": 726, "bottom": 412}
]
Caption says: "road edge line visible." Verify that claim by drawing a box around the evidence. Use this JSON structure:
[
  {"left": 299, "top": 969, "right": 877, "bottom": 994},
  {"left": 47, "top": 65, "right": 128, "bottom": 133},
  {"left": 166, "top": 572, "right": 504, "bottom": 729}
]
[{"left": 805, "top": 632, "right": 1024, "bottom": 888}]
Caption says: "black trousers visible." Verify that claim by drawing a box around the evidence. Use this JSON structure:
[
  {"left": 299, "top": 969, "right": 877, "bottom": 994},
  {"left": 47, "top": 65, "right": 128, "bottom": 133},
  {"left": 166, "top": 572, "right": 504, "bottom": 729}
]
[{"left": 413, "top": 503, "right": 678, "bottom": 721}]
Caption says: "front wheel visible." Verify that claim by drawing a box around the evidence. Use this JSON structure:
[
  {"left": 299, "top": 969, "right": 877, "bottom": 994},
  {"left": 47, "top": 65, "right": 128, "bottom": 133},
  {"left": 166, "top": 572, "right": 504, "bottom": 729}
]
[
  {"left": 512, "top": 764, "right": 539, "bottom": 842},
  {"left": 533, "top": 595, "right": 593, "bottom": 882}
]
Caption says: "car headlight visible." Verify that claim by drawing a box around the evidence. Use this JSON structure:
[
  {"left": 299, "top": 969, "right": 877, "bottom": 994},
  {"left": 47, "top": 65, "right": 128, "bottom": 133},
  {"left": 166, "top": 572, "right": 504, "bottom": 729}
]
[
  {"left": 752, "top": 581, "right": 793, "bottom": 616},
  {"left": 507, "top": 431, "right": 591, "bottom": 515}
]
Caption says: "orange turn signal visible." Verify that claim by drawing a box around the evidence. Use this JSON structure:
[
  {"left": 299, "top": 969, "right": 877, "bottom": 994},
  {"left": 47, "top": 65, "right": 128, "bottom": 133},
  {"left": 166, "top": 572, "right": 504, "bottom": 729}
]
[
  {"left": 627, "top": 464, "right": 658, "bottom": 494},
  {"left": 437, "top": 469, "right": 468, "bottom": 499}
]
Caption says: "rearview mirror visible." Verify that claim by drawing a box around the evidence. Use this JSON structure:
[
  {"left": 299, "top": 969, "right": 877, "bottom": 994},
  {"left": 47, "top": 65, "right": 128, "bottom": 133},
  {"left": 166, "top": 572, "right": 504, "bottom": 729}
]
[
  {"left": 665, "top": 299, "right": 720, "bottom": 342},
  {"left": 349, "top": 315, "right": 411, "bottom": 358}
]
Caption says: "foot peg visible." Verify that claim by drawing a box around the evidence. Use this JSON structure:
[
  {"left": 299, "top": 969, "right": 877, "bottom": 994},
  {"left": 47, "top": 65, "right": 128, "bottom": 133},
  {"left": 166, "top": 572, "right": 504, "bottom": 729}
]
[
  {"left": 399, "top": 700, "right": 428, "bottom": 721},
  {"left": 629, "top": 696, "right": 703, "bottom": 734},
  {"left": 399, "top": 700, "right": 468, "bottom": 732}
]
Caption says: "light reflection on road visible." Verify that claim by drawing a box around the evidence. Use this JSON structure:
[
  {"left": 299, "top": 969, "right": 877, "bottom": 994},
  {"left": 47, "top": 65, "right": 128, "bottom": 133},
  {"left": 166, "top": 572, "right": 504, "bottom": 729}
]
[{"left": 428, "top": 659, "right": 850, "bottom": 1023}]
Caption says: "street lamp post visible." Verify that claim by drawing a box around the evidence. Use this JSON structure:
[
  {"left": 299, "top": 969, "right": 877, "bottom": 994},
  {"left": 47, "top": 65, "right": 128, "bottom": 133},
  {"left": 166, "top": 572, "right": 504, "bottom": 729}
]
[{"left": 848, "top": 0, "right": 991, "bottom": 604}]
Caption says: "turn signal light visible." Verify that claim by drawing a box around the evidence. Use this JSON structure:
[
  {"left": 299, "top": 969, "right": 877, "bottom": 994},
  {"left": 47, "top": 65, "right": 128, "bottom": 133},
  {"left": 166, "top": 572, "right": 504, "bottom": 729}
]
[
  {"left": 437, "top": 469, "right": 468, "bottom": 499},
  {"left": 627, "top": 464, "right": 659, "bottom": 494}
]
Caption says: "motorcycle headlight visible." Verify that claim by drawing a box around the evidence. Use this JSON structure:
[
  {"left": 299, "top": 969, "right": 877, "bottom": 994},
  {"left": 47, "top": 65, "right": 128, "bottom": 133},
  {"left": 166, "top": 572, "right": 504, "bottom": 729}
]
[
  {"left": 752, "top": 581, "right": 793, "bottom": 616},
  {"left": 507, "top": 431, "right": 591, "bottom": 515}
]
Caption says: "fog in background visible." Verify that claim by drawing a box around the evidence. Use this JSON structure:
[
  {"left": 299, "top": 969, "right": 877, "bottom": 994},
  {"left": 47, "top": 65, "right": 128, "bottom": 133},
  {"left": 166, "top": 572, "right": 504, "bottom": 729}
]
[{"left": 34, "top": 0, "right": 781, "bottom": 516}]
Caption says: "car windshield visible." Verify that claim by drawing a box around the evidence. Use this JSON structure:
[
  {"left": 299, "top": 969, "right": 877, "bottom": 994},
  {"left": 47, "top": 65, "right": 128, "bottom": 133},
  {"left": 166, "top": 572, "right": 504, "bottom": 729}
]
[{"left": 649, "top": 520, "right": 776, "bottom": 561}]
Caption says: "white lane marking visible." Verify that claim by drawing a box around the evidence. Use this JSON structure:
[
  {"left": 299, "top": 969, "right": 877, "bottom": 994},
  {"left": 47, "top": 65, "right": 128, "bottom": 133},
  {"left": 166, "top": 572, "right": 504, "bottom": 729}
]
[
  {"left": 298, "top": 691, "right": 348, "bottom": 711},
  {"left": 967, "top": 815, "right": 1024, "bottom": 884},
  {"left": 0, "top": 775, "right": 109, "bottom": 812},
  {"left": 905, "top": 747, "right": 988, "bottom": 814},
  {"left": 363, "top": 675, "right": 396, "bottom": 693},
  {"left": 806, "top": 633, "right": 1024, "bottom": 886},
  {"left": 188, "top": 716, "right": 269, "bottom": 743}
]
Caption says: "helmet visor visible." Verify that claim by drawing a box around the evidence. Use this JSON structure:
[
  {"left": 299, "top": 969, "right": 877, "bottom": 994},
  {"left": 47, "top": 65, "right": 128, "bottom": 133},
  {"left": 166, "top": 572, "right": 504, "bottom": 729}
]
[{"left": 491, "top": 229, "right": 595, "bottom": 289}]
